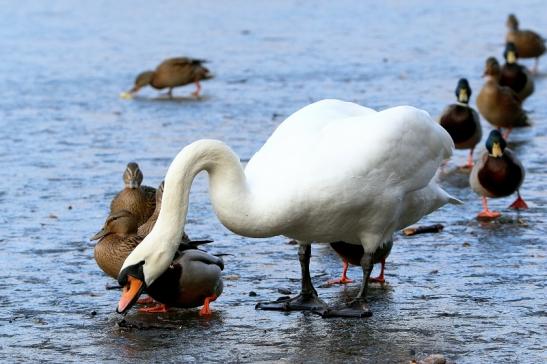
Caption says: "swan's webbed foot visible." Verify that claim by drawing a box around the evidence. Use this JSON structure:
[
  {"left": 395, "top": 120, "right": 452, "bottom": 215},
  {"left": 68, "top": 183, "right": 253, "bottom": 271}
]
[
  {"left": 256, "top": 244, "right": 327, "bottom": 312},
  {"left": 315, "top": 298, "right": 372, "bottom": 318},
  {"left": 255, "top": 293, "right": 327, "bottom": 311},
  {"left": 315, "top": 252, "right": 374, "bottom": 318}
]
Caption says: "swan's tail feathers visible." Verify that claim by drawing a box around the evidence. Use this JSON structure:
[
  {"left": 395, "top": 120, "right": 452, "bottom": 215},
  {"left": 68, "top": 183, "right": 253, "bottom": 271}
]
[{"left": 448, "top": 195, "right": 464, "bottom": 205}]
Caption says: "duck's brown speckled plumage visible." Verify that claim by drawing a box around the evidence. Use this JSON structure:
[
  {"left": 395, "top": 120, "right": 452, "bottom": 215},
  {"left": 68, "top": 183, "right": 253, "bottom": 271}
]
[
  {"left": 506, "top": 14, "right": 546, "bottom": 60},
  {"left": 477, "top": 58, "right": 528, "bottom": 129},
  {"left": 110, "top": 162, "right": 156, "bottom": 226},
  {"left": 92, "top": 210, "right": 142, "bottom": 279},
  {"left": 150, "top": 57, "right": 212, "bottom": 90},
  {"left": 130, "top": 57, "right": 213, "bottom": 97}
]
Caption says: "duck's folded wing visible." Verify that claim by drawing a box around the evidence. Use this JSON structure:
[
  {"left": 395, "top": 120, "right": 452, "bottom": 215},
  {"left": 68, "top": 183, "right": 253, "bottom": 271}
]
[{"left": 185, "top": 250, "right": 224, "bottom": 270}]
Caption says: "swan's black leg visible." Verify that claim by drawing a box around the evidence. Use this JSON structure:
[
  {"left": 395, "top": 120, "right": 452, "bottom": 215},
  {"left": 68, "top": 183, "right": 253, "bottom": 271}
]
[
  {"left": 255, "top": 244, "right": 327, "bottom": 311},
  {"left": 317, "top": 253, "right": 373, "bottom": 318}
]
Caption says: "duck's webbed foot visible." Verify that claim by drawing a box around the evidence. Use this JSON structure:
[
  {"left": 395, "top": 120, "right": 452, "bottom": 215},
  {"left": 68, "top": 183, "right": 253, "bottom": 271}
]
[
  {"left": 509, "top": 191, "right": 528, "bottom": 210},
  {"left": 316, "top": 298, "right": 372, "bottom": 318},
  {"left": 255, "top": 293, "right": 327, "bottom": 311}
]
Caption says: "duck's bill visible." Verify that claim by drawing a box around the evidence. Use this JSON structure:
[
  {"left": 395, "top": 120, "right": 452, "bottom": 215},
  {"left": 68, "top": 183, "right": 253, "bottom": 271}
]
[
  {"left": 119, "top": 91, "right": 134, "bottom": 100},
  {"left": 116, "top": 275, "right": 145, "bottom": 314},
  {"left": 90, "top": 227, "right": 108, "bottom": 241}
]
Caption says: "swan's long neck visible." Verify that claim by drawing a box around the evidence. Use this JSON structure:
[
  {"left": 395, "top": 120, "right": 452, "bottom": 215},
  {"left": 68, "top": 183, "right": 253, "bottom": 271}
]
[{"left": 153, "top": 139, "right": 275, "bottom": 253}]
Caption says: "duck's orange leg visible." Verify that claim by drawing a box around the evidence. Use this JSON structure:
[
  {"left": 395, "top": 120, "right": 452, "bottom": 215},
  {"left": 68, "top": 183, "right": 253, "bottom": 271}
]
[
  {"left": 138, "top": 304, "right": 169, "bottom": 313},
  {"left": 509, "top": 190, "right": 528, "bottom": 209},
  {"left": 477, "top": 196, "right": 501, "bottom": 219},
  {"left": 192, "top": 81, "right": 202, "bottom": 97},
  {"left": 327, "top": 260, "right": 353, "bottom": 285},
  {"left": 461, "top": 148, "right": 474, "bottom": 169},
  {"left": 502, "top": 128, "right": 512, "bottom": 140},
  {"left": 368, "top": 258, "right": 386, "bottom": 284},
  {"left": 199, "top": 294, "right": 218, "bottom": 316}
]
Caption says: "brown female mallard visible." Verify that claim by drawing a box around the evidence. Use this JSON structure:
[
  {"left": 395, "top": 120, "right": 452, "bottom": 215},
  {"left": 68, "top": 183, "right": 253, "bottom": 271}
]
[
  {"left": 439, "top": 78, "right": 482, "bottom": 168},
  {"left": 469, "top": 130, "right": 527, "bottom": 220},
  {"left": 476, "top": 57, "right": 528, "bottom": 139},
  {"left": 92, "top": 210, "right": 141, "bottom": 279},
  {"left": 110, "top": 162, "right": 156, "bottom": 227},
  {"left": 500, "top": 42, "right": 534, "bottom": 101},
  {"left": 506, "top": 14, "right": 546, "bottom": 73},
  {"left": 124, "top": 57, "right": 213, "bottom": 98}
]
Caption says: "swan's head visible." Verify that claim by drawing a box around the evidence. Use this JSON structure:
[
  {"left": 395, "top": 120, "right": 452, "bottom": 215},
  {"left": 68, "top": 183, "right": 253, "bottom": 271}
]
[
  {"left": 483, "top": 57, "right": 501, "bottom": 79},
  {"left": 506, "top": 14, "right": 518, "bottom": 30},
  {"left": 123, "top": 162, "right": 143, "bottom": 189},
  {"left": 116, "top": 230, "right": 175, "bottom": 313},
  {"left": 455, "top": 78, "right": 471, "bottom": 104},
  {"left": 91, "top": 210, "right": 138, "bottom": 241},
  {"left": 128, "top": 70, "right": 154, "bottom": 94},
  {"left": 503, "top": 42, "right": 518, "bottom": 64},
  {"left": 486, "top": 130, "right": 506, "bottom": 158}
]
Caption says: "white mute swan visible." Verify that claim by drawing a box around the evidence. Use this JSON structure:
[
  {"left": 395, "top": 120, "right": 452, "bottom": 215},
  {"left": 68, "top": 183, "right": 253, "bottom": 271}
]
[{"left": 116, "top": 99, "right": 460, "bottom": 318}]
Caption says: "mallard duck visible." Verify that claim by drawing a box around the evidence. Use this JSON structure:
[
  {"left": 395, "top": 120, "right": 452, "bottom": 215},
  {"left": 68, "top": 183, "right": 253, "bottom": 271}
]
[
  {"left": 476, "top": 57, "right": 528, "bottom": 139},
  {"left": 116, "top": 99, "right": 459, "bottom": 318},
  {"left": 92, "top": 210, "right": 220, "bottom": 315},
  {"left": 124, "top": 57, "right": 213, "bottom": 98},
  {"left": 135, "top": 247, "right": 224, "bottom": 315},
  {"left": 506, "top": 14, "right": 546, "bottom": 73},
  {"left": 92, "top": 210, "right": 141, "bottom": 279},
  {"left": 110, "top": 162, "right": 156, "bottom": 227},
  {"left": 469, "top": 130, "right": 527, "bottom": 219},
  {"left": 500, "top": 42, "right": 534, "bottom": 101},
  {"left": 439, "top": 78, "right": 482, "bottom": 168},
  {"left": 328, "top": 240, "right": 392, "bottom": 285}
]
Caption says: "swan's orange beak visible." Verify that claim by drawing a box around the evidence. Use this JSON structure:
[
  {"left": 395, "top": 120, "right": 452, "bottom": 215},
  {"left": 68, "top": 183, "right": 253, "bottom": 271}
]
[{"left": 117, "top": 275, "right": 145, "bottom": 314}]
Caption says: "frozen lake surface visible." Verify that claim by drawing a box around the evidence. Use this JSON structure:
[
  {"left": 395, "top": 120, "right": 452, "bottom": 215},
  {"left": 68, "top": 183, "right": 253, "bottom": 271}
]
[{"left": 0, "top": 1, "right": 546, "bottom": 363}]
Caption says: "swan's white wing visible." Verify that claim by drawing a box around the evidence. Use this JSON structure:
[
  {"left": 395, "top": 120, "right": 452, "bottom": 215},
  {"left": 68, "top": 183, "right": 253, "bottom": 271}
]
[
  {"left": 245, "top": 100, "right": 376, "bottom": 180},
  {"left": 247, "top": 103, "right": 452, "bottom": 196},
  {"left": 244, "top": 100, "right": 454, "bottom": 247}
]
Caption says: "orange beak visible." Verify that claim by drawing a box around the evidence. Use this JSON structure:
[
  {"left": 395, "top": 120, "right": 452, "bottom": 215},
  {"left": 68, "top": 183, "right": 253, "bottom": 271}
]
[{"left": 116, "top": 275, "right": 145, "bottom": 314}]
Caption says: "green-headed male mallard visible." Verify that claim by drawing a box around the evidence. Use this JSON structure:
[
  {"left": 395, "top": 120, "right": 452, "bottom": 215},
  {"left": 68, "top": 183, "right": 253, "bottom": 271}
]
[
  {"left": 469, "top": 130, "right": 527, "bottom": 219},
  {"left": 439, "top": 78, "right": 482, "bottom": 168},
  {"left": 500, "top": 42, "right": 534, "bottom": 101}
]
